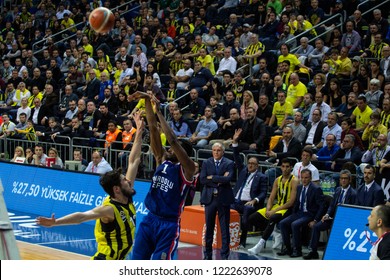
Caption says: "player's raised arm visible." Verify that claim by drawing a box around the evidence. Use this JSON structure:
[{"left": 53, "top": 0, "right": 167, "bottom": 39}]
[
  {"left": 152, "top": 95, "right": 195, "bottom": 181},
  {"left": 126, "top": 110, "right": 144, "bottom": 183},
  {"left": 142, "top": 91, "right": 164, "bottom": 165}
]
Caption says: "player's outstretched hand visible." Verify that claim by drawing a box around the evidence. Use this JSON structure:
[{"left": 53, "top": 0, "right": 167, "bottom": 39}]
[
  {"left": 36, "top": 214, "right": 56, "bottom": 227},
  {"left": 133, "top": 110, "right": 145, "bottom": 131},
  {"left": 133, "top": 91, "right": 150, "bottom": 100}
]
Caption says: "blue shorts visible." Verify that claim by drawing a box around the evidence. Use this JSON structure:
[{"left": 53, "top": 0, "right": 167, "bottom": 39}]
[{"left": 131, "top": 213, "right": 180, "bottom": 260}]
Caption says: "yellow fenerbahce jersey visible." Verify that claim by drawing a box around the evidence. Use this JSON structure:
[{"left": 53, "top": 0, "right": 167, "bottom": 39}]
[
  {"left": 93, "top": 197, "right": 136, "bottom": 260},
  {"left": 258, "top": 175, "right": 294, "bottom": 218}
]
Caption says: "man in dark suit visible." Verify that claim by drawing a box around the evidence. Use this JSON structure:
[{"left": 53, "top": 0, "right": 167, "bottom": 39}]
[
  {"left": 29, "top": 97, "right": 46, "bottom": 131},
  {"left": 303, "top": 169, "right": 358, "bottom": 259},
  {"left": 304, "top": 109, "right": 326, "bottom": 148},
  {"left": 83, "top": 70, "right": 101, "bottom": 103},
  {"left": 357, "top": 164, "right": 386, "bottom": 207},
  {"left": 278, "top": 169, "right": 325, "bottom": 257},
  {"left": 266, "top": 126, "right": 302, "bottom": 186},
  {"left": 231, "top": 129, "right": 268, "bottom": 247},
  {"left": 331, "top": 134, "right": 363, "bottom": 171},
  {"left": 200, "top": 143, "right": 235, "bottom": 260},
  {"left": 236, "top": 106, "right": 266, "bottom": 152}
]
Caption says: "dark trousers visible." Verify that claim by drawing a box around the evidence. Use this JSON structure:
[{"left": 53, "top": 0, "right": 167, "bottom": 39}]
[
  {"left": 279, "top": 212, "right": 313, "bottom": 251},
  {"left": 231, "top": 200, "right": 256, "bottom": 246},
  {"left": 308, "top": 220, "right": 332, "bottom": 252},
  {"left": 204, "top": 196, "right": 230, "bottom": 259},
  {"left": 248, "top": 210, "right": 291, "bottom": 241}
]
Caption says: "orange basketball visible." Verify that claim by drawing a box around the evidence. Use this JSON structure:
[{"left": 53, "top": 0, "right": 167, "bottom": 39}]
[{"left": 89, "top": 7, "right": 115, "bottom": 34}]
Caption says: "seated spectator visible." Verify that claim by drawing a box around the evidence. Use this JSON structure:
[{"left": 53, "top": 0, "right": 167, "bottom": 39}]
[
  {"left": 312, "top": 133, "right": 340, "bottom": 170},
  {"left": 189, "top": 106, "right": 218, "bottom": 148},
  {"left": 85, "top": 150, "right": 113, "bottom": 175},
  {"left": 362, "top": 112, "right": 387, "bottom": 149},
  {"left": 365, "top": 78, "right": 383, "bottom": 110},
  {"left": 304, "top": 109, "right": 326, "bottom": 148},
  {"left": 71, "top": 149, "right": 88, "bottom": 172},
  {"left": 287, "top": 73, "right": 307, "bottom": 109},
  {"left": 351, "top": 95, "right": 373, "bottom": 133},
  {"left": 36, "top": 117, "right": 63, "bottom": 142},
  {"left": 331, "top": 134, "right": 363, "bottom": 171},
  {"left": 16, "top": 97, "right": 31, "bottom": 122},
  {"left": 269, "top": 91, "right": 293, "bottom": 133},
  {"left": 308, "top": 92, "right": 331, "bottom": 123},
  {"left": 47, "top": 147, "right": 64, "bottom": 168},
  {"left": 0, "top": 113, "right": 15, "bottom": 138},
  {"left": 292, "top": 147, "right": 320, "bottom": 183},
  {"left": 340, "top": 117, "right": 365, "bottom": 151},
  {"left": 308, "top": 39, "right": 329, "bottom": 71},
  {"left": 335, "top": 91, "right": 358, "bottom": 120},
  {"left": 10, "top": 145, "right": 26, "bottom": 163},
  {"left": 287, "top": 111, "right": 306, "bottom": 144},
  {"left": 169, "top": 109, "right": 192, "bottom": 139},
  {"left": 294, "top": 37, "right": 314, "bottom": 59},
  {"left": 317, "top": 112, "right": 342, "bottom": 149},
  {"left": 31, "top": 144, "right": 47, "bottom": 166}
]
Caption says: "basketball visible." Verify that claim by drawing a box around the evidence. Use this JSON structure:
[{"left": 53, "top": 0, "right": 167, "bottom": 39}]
[{"left": 89, "top": 7, "right": 115, "bottom": 34}]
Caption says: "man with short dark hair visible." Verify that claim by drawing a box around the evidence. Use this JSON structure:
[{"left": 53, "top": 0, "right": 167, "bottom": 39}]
[
  {"left": 304, "top": 169, "right": 358, "bottom": 260},
  {"left": 357, "top": 164, "right": 386, "bottom": 207},
  {"left": 278, "top": 169, "right": 325, "bottom": 258}
]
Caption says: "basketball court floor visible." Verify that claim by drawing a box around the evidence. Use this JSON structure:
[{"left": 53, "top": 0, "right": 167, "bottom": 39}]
[{"left": 9, "top": 209, "right": 324, "bottom": 260}]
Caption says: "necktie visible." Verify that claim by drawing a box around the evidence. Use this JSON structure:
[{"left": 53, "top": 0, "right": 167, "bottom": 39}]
[
  {"left": 237, "top": 172, "right": 249, "bottom": 201},
  {"left": 338, "top": 190, "right": 344, "bottom": 204},
  {"left": 215, "top": 161, "right": 220, "bottom": 174},
  {"left": 300, "top": 187, "right": 307, "bottom": 211}
]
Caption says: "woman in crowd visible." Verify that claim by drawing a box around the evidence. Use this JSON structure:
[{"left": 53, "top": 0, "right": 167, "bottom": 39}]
[{"left": 327, "top": 78, "right": 345, "bottom": 109}]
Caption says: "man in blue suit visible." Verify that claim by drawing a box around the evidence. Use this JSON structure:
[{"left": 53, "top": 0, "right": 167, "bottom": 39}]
[
  {"left": 278, "top": 169, "right": 325, "bottom": 257},
  {"left": 200, "top": 142, "right": 235, "bottom": 260},
  {"left": 303, "top": 169, "right": 358, "bottom": 259},
  {"left": 357, "top": 164, "right": 386, "bottom": 207},
  {"left": 231, "top": 128, "right": 268, "bottom": 247}
]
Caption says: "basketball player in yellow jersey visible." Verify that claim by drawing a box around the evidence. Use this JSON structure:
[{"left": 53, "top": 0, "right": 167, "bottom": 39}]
[
  {"left": 36, "top": 111, "right": 144, "bottom": 260},
  {"left": 247, "top": 158, "right": 298, "bottom": 255}
]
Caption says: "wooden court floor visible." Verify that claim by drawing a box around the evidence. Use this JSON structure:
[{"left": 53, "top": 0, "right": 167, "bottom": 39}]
[{"left": 17, "top": 241, "right": 89, "bottom": 260}]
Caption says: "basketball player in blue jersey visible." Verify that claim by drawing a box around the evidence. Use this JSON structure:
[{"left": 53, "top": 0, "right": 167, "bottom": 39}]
[
  {"left": 36, "top": 111, "right": 144, "bottom": 260},
  {"left": 131, "top": 92, "right": 196, "bottom": 260}
]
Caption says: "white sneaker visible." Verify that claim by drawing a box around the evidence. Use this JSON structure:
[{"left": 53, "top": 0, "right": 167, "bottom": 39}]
[
  {"left": 248, "top": 239, "right": 265, "bottom": 255},
  {"left": 272, "top": 231, "right": 282, "bottom": 249}
]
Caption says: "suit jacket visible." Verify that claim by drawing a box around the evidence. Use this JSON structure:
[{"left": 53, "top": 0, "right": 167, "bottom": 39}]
[
  {"left": 84, "top": 78, "right": 101, "bottom": 101},
  {"left": 304, "top": 121, "right": 326, "bottom": 145},
  {"left": 200, "top": 156, "right": 235, "bottom": 206},
  {"left": 357, "top": 182, "right": 386, "bottom": 207},
  {"left": 380, "top": 58, "right": 390, "bottom": 82},
  {"left": 327, "top": 186, "right": 358, "bottom": 217},
  {"left": 331, "top": 146, "right": 363, "bottom": 166},
  {"left": 239, "top": 117, "right": 266, "bottom": 151},
  {"left": 29, "top": 106, "right": 46, "bottom": 126},
  {"left": 293, "top": 182, "right": 325, "bottom": 222},
  {"left": 232, "top": 146, "right": 267, "bottom": 207},
  {"left": 272, "top": 137, "right": 302, "bottom": 162}
]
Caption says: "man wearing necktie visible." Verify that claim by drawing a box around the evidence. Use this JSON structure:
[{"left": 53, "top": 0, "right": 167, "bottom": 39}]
[
  {"left": 357, "top": 164, "right": 386, "bottom": 207},
  {"left": 200, "top": 143, "right": 235, "bottom": 260},
  {"left": 278, "top": 169, "right": 325, "bottom": 258},
  {"left": 303, "top": 170, "right": 358, "bottom": 259},
  {"left": 230, "top": 129, "right": 268, "bottom": 247}
]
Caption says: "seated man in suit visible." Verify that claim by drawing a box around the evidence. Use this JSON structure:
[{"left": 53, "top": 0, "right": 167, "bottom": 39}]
[
  {"left": 304, "top": 109, "right": 326, "bottom": 150},
  {"left": 231, "top": 129, "right": 268, "bottom": 248},
  {"left": 265, "top": 126, "right": 302, "bottom": 187},
  {"left": 235, "top": 106, "right": 266, "bottom": 153},
  {"left": 331, "top": 134, "right": 363, "bottom": 171},
  {"left": 278, "top": 169, "right": 325, "bottom": 257},
  {"left": 200, "top": 143, "right": 235, "bottom": 260},
  {"left": 357, "top": 164, "right": 386, "bottom": 207},
  {"left": 303, "top": 169, "right": 358, "bottom": 259}
]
